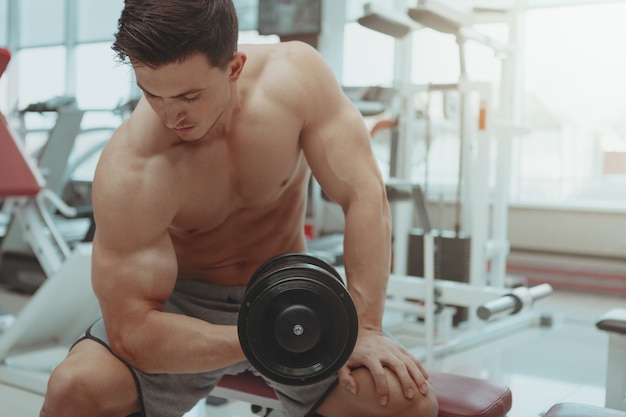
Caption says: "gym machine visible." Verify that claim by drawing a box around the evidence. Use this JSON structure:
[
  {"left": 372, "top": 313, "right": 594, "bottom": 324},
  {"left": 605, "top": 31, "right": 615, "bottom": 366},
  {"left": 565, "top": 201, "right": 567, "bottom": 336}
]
[
  {"left": 1, "top": 96, "right": 96, "bottom": 292},
  {"left": 350, "top": 1, "right": 551, "bottom": 366},
  {"left": 0, "top": 47, "right": 100, "bottom": 392},
  {"left": 0, "top": 93, "right": 132, "bottom": 293}
]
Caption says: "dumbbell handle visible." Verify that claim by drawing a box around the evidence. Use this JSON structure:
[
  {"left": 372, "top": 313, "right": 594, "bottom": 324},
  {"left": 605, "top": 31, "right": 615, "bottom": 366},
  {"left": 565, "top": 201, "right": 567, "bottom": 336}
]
[{"left": 477, "top": 284, "right": 552, "bottom": 321}]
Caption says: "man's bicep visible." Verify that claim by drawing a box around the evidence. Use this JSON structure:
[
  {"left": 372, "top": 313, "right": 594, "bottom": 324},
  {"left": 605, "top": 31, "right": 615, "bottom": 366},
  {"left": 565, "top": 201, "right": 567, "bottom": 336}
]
[
  {"left": 90, "top": 143, "right": 179, "bottom": 314},
  {"left": 91, "top": 227, "right": 178, "bottom": 339},
  {"left": 92, "top": 226, "right": 177, "bottom": 301}
]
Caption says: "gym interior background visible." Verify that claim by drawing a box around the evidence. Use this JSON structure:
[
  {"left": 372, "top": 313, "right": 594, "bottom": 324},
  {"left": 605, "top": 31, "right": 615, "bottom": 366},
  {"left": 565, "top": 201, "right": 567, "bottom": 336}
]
[{"left": 0, "top": 0, "right": 625, "bottom": 417}]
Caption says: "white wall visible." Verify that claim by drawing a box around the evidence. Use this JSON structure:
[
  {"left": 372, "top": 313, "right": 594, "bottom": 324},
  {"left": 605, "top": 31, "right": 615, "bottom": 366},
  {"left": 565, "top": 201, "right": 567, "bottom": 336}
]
[
  {"left": 508, "top": 206, "right": 626, "bottom": 258},
  {"left": 417, "top": 201, "right": 626, "bottom": 259},
  {"left": 320, "top": 197, "right": 626, "bottom": 259}
]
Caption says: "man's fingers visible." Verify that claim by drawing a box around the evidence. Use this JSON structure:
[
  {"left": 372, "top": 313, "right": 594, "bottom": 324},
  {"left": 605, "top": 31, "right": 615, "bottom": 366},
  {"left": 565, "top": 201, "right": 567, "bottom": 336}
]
[
  {"left": 340, "top": 330, "right": 433, "bottom": 404},
  {"left": 394, "top": 364, "right": 416, "bottom": 399},
  {"left": 385, "top": 354, "right": 421, "bottom": 399},
  {"left": 412, "top": 354, "right": 430, "bottom": 381},
  {"left": 406, "top": 358, "right": 430, "bottom": 395},
  {"left": 367, "top": 359, "right": 390, "bottom": 406},
  {"left": 338, "top": 365, "right": 357, "bottom": 395},
  {"left": 380, "top": 345, "right": 431, "bottom": 398}
]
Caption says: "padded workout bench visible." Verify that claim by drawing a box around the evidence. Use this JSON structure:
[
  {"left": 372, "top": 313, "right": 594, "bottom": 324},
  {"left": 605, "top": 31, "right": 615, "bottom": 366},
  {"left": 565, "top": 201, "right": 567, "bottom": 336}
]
[
  {"left": 597, "top": 309, "right": 626, "bottom": 412},
  {"left": 208, "top": 370, "right": 512, "bottom": 417}
]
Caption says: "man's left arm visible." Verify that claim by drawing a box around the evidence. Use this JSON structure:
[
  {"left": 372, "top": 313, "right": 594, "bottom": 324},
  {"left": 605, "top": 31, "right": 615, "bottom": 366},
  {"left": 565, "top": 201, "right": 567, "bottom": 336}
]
[{"left": 293, "top": 42, "right": 431, "bottom": 405}]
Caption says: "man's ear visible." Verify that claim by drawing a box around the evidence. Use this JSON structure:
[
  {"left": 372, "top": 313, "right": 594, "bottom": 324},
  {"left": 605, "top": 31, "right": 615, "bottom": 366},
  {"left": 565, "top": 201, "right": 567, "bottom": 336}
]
[{"left": 229, "top": 52, "right": 247, "bottom": 81}]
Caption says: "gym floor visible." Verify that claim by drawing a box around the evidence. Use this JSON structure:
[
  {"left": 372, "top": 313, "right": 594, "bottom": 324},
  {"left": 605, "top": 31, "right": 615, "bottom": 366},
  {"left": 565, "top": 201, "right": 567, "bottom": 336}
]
[{"left": 0, "top": 287, "right": 622, "bottom": 417}]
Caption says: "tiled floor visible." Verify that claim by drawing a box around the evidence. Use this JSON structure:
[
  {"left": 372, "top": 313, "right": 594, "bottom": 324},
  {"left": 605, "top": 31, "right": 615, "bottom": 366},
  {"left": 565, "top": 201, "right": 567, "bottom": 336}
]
[{"left": 0, "top": 286, "right": 623, "bottom": 417}]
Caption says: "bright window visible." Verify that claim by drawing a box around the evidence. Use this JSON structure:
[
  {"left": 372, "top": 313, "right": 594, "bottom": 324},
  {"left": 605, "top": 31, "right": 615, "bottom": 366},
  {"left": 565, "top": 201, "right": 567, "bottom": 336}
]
[
  {"left": 77, "top": 0, "right": 123, "bottom": 43},
  {"left": 344, "top": 2, "right": 626, "bottom": 210},
  {"left": 342, "top": 22, "right": 395, "bottom": 87},
  {"left": 17, "top": 46, "right": 66, "bottom": 108},
  {"left": 0, "top": 0, "right": 7, "bottom": 46},
  {"left": 75, "top": 43, "right": 133, "bottom": 110},
  {"left": 19, "top": 0, "right": 65, "bottom": 47},
  {"left": 516, "top": 3, "right": 626, "bottom": 208}
]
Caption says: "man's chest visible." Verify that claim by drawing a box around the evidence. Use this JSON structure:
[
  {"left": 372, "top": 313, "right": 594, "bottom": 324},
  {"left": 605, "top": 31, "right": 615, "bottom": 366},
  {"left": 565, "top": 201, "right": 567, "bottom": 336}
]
[{"left": 169, "top": 122, "right": 309, "bottom": 234}]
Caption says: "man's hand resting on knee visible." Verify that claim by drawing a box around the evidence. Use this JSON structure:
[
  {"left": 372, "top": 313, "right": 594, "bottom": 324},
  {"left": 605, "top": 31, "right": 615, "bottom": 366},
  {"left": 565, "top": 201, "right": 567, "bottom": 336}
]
[{"left": 338, "top": 329, "right": 431, "bottom": 406}]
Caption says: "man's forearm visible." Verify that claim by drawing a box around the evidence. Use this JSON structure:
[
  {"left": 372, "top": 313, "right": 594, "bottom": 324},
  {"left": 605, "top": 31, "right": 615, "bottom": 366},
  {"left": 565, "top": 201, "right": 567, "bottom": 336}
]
[
  {"left": 108, "top": 310, "right": 246, "bottom": 374},
  {"left": 342, "top": 200, "right": 392, "bottom": 331}
]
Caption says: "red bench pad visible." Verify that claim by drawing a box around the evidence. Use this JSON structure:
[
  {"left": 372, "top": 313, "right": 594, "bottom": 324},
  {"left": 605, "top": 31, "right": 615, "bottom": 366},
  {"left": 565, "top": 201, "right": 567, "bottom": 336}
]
[
  {"left": 216, "top": 370, "right": 512, "bottom": 417},
  {"left": 430, "top": 371, "right": 512, "bottom": 417},
  {"left": 217, "top": 372, "right": 279, "bottom": 400}
]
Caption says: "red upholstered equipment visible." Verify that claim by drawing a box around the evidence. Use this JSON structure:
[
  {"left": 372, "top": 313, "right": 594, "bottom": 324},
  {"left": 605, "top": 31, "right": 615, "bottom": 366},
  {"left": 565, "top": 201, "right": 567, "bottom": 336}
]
[
  {"left": 543, "top": 403, "right": 626, "bottom": 417},
  {"left": 0, "top": 47, "right": 10, "bottom": 77},
  {"left": 430, "top": 371, "right": 512, "bottom": 417},
  {"left": 217, "top": 372, "right": 280, "bottom": 401},
  {"left": 215, "top": 370, "right": 513, "bottom": 417},
  {"left": 0, "top": 48, "right": 42, "bottom": 197},
  {"left": 0, "top": 114, "right": 42, "bottom": 197}
]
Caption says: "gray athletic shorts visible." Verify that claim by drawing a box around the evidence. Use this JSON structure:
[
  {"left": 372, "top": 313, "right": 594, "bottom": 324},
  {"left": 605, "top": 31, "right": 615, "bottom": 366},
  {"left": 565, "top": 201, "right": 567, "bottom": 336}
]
[{"left": 76, "top": 279, "right": 338, "bottom": 417}]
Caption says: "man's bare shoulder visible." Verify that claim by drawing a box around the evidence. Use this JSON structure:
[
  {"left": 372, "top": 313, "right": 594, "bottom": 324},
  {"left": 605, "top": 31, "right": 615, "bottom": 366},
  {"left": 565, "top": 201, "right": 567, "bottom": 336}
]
[
  {"left": 239, "top": 41, "right": 319, "bottom": 71},
  {"left": 242, "top": 41, "right": 330, "bottom": 82},
  {"left": 115, "top": 99, "right": 176, "bottom": 154},
  {"left": 93, "top": 101, "right": 179, "bottom": 218},
  {"left": 238, "top": 42, "right": 340, "bottom": 116}
]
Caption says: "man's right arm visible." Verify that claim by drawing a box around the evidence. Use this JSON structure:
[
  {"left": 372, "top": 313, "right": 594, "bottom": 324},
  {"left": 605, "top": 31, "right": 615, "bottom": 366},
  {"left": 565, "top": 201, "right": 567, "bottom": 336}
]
[{"left": 90, "top": 125, "right": 246, "bottom": 374}]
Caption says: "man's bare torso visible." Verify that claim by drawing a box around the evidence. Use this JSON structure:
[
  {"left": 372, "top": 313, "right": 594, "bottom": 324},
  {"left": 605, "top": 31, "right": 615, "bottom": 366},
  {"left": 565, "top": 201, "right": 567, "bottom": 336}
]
[{"left": 100, "top": 44, "right": 312, "bottom": 285}]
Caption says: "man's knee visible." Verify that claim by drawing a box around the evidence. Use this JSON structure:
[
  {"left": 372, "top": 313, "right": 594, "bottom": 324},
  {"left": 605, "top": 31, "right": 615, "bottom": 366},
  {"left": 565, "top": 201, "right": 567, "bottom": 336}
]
[
  {"left": 41, "top": 341, "right": 138, "bottom": 417},
  {"left": 319, "top": 368, "right": 439, "bottom": 417},
  {"left": 42, "top": 359, "right": 95, "bottom": 417}
]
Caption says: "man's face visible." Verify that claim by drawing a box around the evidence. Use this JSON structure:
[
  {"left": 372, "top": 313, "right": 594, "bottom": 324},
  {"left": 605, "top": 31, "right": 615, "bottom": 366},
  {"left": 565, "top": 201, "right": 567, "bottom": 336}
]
[{"left": 134, "top": 53, "right": 233, "bottom": 141}]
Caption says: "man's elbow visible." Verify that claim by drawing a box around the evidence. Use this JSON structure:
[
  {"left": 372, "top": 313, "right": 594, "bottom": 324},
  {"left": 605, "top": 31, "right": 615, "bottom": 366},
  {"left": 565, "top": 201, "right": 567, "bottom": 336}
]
[{"left": 107, "top": 329, "right": 151, "bottom": 372}]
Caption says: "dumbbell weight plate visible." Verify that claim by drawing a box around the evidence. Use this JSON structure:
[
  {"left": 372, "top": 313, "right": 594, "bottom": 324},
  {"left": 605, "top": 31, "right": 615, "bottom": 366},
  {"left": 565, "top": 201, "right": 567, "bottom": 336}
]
[
  {"left": 238, "top": 253, "right": 358, "bottom": 385},
  {"left": 274, "top": 304, "right": 322, "bottom": 353},
  {"left": 246, "top": 253, "right": 343, "bottom": 290}
]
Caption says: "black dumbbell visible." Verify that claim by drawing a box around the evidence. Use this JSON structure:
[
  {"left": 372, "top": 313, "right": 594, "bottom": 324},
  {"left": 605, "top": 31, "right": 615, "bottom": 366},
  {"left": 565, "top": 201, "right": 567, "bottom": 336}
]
[{"left": 238, "top": 253, "right": 358, "bottom": 385}]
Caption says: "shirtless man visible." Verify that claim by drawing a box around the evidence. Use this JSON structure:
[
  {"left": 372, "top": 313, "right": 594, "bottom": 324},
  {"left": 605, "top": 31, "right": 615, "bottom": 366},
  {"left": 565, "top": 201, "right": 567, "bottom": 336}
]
[{"left": 40, "top": 1, "right": 438, "bottom": 416}]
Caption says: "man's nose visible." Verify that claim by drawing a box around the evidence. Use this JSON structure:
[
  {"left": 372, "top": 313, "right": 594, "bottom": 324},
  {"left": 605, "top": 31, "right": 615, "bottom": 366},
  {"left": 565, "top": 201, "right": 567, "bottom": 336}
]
[{"left": 163, "top": 101, "right": 185, "bottom": 128}]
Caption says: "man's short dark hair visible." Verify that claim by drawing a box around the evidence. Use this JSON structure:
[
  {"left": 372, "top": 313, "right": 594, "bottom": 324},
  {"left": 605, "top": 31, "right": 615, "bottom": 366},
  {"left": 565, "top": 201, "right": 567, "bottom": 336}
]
[{"left": 112, "top": 0, "right": 239, "bottom": 69}]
